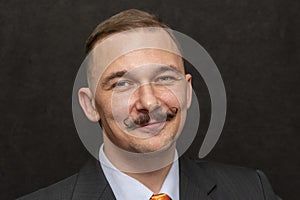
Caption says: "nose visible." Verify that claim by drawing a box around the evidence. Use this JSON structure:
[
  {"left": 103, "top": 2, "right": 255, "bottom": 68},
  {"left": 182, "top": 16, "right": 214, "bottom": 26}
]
[{"left": 134, "top": 83, "right": 159, "bottom": 112}]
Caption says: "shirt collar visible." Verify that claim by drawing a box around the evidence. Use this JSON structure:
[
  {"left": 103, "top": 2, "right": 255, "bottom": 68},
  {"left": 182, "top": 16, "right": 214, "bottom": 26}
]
[{"left": 99, "top": 144, "right": 179, "bottom": 200}]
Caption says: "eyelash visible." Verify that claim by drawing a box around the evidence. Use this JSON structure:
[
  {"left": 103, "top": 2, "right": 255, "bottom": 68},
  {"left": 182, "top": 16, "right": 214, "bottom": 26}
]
[
  {"left": 112, "top": 80, "right": 132, "bottom": 89},
  {"left": 157, "top": 76, "right": 174, "bottom": 81},
  {"left": 155, "top": 75, "right": 179, "bottom": 84}
]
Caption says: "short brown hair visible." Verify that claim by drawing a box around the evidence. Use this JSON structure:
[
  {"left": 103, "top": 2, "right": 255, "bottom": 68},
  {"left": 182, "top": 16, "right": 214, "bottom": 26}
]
[{"left": 85, "top": 9, "right": 169, "bottom": 54}]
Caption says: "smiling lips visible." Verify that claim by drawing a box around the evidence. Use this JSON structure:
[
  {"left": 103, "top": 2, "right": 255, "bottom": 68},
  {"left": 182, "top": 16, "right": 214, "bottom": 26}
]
[
  {"left": 136, "top": 120, "right": 166, "bottom": 133},
  {"left": 123, "top": 107, "right": 178, "bottom": 130}
]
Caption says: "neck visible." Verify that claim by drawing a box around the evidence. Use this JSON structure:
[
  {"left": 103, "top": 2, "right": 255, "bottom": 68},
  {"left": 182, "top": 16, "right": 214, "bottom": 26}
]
[
  {"left": 103, "top": 135, "right": 176, "bottom": 192},
  {"left": 125, "top": 162, "right": 172, "bottom": 193}
]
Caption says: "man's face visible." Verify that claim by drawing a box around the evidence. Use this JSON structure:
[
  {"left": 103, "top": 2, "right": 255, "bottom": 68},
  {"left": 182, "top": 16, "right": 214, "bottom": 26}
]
[{"left": 94, "top": 48, "right": 192, "bottom": 153}]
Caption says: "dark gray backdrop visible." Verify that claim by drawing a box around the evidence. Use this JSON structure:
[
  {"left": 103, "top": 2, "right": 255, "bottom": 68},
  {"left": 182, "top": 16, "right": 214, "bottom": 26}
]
[{"left": 0, "top": 0, "right": 299, "bottom": 199}]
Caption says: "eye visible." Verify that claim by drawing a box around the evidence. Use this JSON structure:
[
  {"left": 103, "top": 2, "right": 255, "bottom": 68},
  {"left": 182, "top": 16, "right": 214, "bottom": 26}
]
[
  {"left": 156, "top": 76, "right": 176, "bottom": 83},
  {"left": 159, "top": 76, "right": 171, "bottom": 81},
  {"left": 115, "top": 80, "right": 128, "bottom": 87},
  {"left": 112, "top": 80, "right": 134, "bottom": 91}
]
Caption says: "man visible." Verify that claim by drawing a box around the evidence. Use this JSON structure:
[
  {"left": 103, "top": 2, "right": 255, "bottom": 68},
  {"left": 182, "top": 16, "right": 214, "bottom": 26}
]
[{"left": 18, "top": 9, "right": 279, "bottom": 200}]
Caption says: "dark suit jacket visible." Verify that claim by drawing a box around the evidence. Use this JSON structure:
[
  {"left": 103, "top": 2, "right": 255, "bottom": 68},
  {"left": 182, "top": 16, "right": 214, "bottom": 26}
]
[{"left": 17, "top": 157, "right": 279, "bottom": 200}]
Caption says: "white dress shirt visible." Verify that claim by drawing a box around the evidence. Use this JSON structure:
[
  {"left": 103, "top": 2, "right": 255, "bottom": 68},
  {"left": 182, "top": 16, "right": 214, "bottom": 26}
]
[{"left": 99, "top": 144, "right": 179, "bottom": 200}]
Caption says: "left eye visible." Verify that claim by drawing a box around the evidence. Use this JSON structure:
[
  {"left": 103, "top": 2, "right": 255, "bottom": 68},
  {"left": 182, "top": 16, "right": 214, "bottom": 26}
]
[
  {"left": 115, "top": 81, "right": 129, "bottom": 87},
  {"left": 112, "top": 80, "right": 133, "bottom": 91},
  {"left": 156, "top": 76, "right": 175, "bottom": 82}
]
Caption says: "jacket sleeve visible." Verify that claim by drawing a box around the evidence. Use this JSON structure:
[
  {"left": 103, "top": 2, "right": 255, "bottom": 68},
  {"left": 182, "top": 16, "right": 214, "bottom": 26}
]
[{"left": 256, "top": 170, "right": 282, "bottom": 200}]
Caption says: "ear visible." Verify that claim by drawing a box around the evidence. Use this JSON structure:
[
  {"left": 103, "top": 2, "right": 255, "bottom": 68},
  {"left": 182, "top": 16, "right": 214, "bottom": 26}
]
[
  {"left": 78, "top": 87, "right": 100, "bottom": 122},
  {"left": 185, "top": 74, "right": 192, "bottom": 109}
]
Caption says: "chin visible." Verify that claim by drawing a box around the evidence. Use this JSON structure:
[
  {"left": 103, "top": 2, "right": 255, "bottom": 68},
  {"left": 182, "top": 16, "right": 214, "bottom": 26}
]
[{"left": 129, "top": 134, "right": 175, "bottom": 153}]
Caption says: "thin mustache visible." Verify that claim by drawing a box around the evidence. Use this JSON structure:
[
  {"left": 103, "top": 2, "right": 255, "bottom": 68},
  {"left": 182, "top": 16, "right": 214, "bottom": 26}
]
[{"left": 123, "top": 107, "right": 178, "bottom": 129}]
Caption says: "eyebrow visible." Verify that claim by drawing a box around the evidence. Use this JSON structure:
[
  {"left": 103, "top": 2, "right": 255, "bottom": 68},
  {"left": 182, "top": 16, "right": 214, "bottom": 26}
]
[
  {"left": 100, "top": 65, "right": 181, "bottom": 87},
  {"left": 101, "top": 70, "right": 128, "bottom": 87},
  {"left": 155, "top": 65, "right": 181, "bottom": 74}
]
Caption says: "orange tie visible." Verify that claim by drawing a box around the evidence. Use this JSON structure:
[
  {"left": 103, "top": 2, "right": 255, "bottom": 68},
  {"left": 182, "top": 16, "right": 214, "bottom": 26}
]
[{"left": 149, "top": 193, "right": 172, "bottom": 200}]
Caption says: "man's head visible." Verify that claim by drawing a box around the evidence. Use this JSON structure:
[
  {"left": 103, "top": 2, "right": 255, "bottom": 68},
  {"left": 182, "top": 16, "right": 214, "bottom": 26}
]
[
  {"left": 78, "top": 9, "right": 192, "bottom": 154},
  {"left": 85, "top": 9, "right": 169, "bottom": 54}
]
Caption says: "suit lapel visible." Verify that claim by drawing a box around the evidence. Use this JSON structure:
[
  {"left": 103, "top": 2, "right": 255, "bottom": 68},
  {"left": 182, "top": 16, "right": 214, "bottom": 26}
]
[
  {"left": 71, "top": 158, "right": 115, "bottom": 200},
  {"left": 179, "top": 157, "right": 216, "bottom": 200},
  {"left": 71, "top": 157, "right": 217, "bottom": 200}
]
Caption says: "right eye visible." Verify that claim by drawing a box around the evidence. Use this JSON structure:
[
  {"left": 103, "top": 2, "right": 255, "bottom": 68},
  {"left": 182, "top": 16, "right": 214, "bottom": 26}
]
[
  {"left": 115, "top": 80, "right": 129, "bottom": 88},
  {"left": 112, "top": 80, "right": 134, "bottom": 91}
]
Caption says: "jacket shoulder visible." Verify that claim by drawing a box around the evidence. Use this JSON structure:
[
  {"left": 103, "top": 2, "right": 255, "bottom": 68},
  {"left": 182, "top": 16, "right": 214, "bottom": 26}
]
[
  {"left": 189, "top": 158, "right": 279, "bottom": 200},
  {"left": 195, "top": 159, "right": 261, "bottom": 179},
  {"left": 17, "top": 174, "right": 78, "bottom": 200}
]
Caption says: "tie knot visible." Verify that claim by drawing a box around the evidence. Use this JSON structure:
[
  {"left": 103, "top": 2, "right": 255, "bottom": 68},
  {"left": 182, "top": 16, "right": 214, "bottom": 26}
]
[{"left": 149, "top": 193, "right": 172, "bottom": 200}]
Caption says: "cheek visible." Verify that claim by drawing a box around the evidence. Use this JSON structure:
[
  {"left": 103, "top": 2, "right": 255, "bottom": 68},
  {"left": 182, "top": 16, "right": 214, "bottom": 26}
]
[
  {"left": 158, "top": 86, "right": 187, "bottom": 109},
  {"left": 95, "top": 93, "right": 114, "bottom": 121},
  {"left": 111, "top": 93, "right": 131, "bottom": 123}
]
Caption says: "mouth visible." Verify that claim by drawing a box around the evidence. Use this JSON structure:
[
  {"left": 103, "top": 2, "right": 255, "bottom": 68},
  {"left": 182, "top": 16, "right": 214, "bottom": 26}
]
[
  {"left": 123, "top": 107, "right": 178, "bottom": 132},
  {"left": 135, "top": 121, "right": 166, "bottom": 133}
]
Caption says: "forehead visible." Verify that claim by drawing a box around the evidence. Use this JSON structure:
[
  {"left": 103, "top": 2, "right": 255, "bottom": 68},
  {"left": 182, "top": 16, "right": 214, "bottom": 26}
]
[
  {"left": 87, "top": 28, "right": 182, "bottom": 95},
  {"left": 102, "top": 49, "right": 184, "bottom": 76}
]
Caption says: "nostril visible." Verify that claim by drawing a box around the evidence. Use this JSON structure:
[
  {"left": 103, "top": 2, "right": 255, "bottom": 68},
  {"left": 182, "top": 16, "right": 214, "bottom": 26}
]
[
  {"left": 134, "top": 114, "right": 150, "bottom": 125},
  {"left": 138, "top": 109, "right": 149, "bottom": 114},
  {"left": 169, "top": 107, "right": 178, "bottom": 114}
]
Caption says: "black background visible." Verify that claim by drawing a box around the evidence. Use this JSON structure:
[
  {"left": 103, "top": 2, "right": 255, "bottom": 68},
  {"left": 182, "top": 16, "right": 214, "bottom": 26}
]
[{"left": 0, "top": 0, "right": 299, "bottom": 199}]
